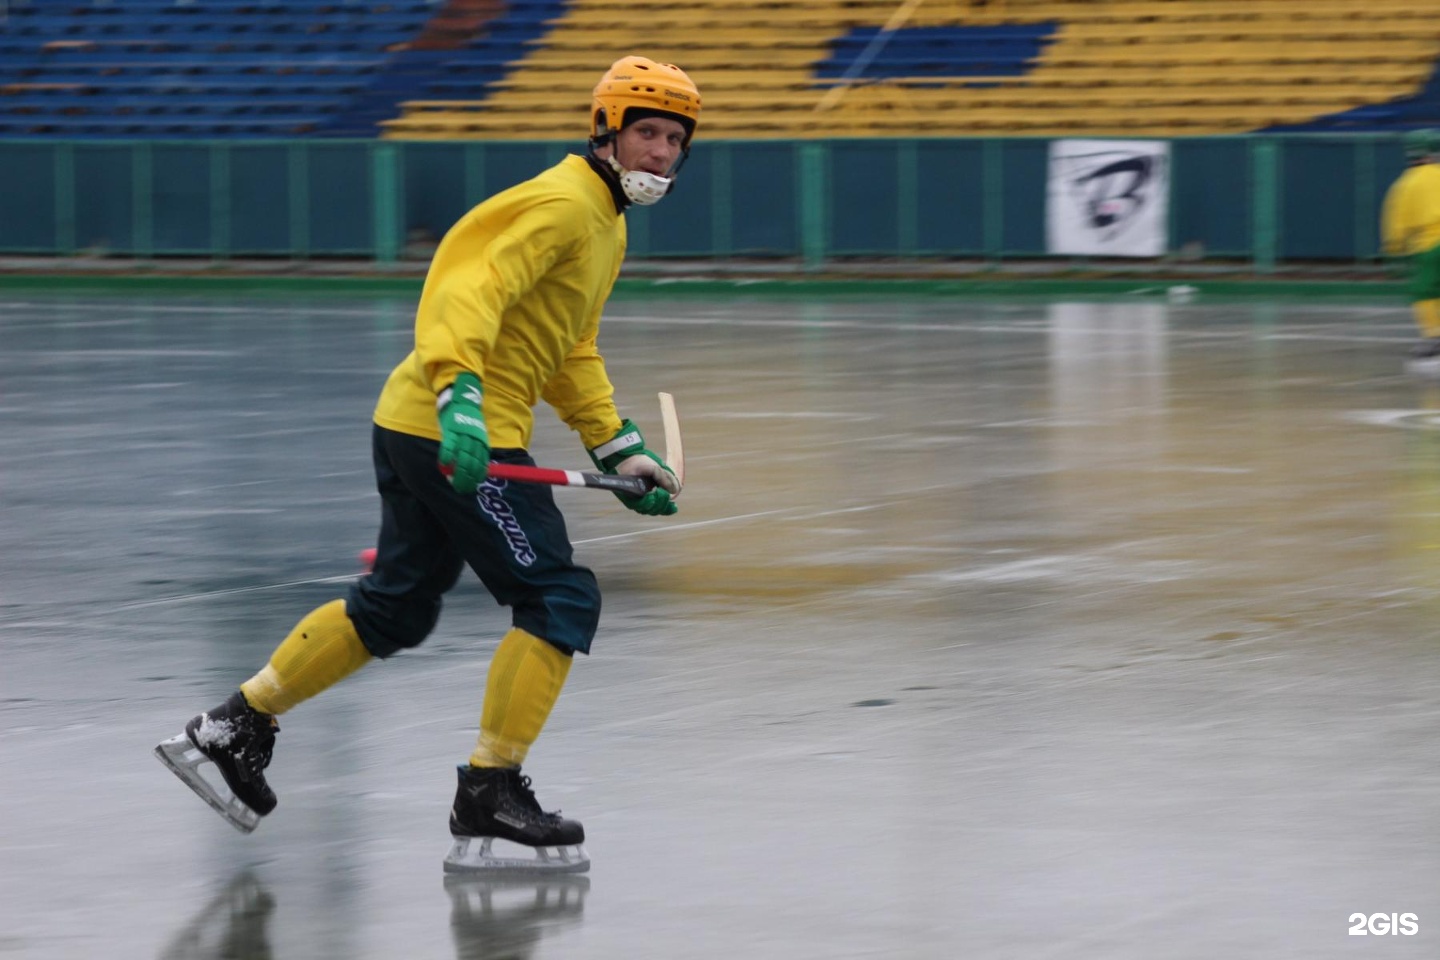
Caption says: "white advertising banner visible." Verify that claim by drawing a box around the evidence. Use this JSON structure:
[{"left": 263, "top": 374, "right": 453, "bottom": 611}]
[{"left": 1047, "top": 139, "right": 1170, "bottom": 258}]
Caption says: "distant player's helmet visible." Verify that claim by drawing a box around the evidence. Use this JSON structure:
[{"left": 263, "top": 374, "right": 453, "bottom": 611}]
[
  {"left": 591, "top": 56, "right": 702, "bottom": 205},
  {"left": 1402, "top": 128, "right": 1440, "bottom": 162}
]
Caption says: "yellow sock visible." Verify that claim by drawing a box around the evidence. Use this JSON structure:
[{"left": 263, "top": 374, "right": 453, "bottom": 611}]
[
  {"left": 469, "top": 628, "right": 573, "bottom": 768},
  {"left": 240, "top": 599, "right": 372, "bottom": 716},
  {"left": 1416, "top": 299, "right": 1440, "bottom": 339}
]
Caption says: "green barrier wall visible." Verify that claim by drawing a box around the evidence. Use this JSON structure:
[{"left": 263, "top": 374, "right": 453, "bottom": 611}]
[{"left": 0, "top": 135, "right": 1408, "bottom": 269}]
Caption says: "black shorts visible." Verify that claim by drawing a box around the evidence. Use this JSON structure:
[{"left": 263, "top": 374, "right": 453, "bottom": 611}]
[{"left": 347, "top": 425, "right": 601, "bottom": 657}]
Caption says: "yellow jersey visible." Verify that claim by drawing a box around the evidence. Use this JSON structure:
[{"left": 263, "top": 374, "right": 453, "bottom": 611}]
[
  {"left": 374, "top": 154, "right": 627, "bottom": 450},
  {"left": 1381, "top": 163, "right": 1440, "bottom": 257}
]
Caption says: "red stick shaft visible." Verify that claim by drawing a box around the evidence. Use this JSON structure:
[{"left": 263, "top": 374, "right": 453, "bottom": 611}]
[{"left": 487, "top": 462, "right": 576, "bottom": 487}]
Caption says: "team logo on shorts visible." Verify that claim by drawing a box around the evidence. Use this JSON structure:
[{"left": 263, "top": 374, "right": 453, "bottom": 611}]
[{"left": 476, "top": 480, "right": 537, "bottom": 567}]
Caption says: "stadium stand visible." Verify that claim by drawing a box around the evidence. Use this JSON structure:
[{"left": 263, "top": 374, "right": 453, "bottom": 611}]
[
  {"left": 0, "top": 0, "right": 439, "bottom": 136},
  {"left": 379, "top": 0, "right": 1440, "bottom": 140},
  {"left": 0, "top": 0, "right": 1437, "bottom": 139}
]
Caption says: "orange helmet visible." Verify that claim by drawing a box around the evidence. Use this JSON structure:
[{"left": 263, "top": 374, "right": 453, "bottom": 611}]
[{"left": 591, "top": 56, "right": 701, "bottom": 147}]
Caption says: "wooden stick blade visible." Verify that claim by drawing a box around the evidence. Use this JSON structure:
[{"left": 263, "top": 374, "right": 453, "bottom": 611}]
[{"left": 658, "top": 391, "right": 684, "bottom": 487}]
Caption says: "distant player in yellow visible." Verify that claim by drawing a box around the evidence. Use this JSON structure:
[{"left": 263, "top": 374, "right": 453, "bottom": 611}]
[
  {"left": 1381, "top": 128, "right": 1440, "bottom": 362},
  {"left": 156, "top": 56, "right": 700, "bottom": 874}
]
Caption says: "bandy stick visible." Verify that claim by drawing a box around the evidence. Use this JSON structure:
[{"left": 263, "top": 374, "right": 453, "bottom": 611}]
[
  {"left": 365, "top": 393, "right": 684, "bottom": 572},
  {"left": 486, "top": 462, "right": 650, "bottom": 495},
  {"left": 474, "top": 391, "right": 683, "bottom": 495}
]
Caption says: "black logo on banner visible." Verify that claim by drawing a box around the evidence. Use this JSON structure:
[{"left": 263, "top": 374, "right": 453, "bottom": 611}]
[{"left": 1056, "top": 148, "right": 1166, "bottom": 245}]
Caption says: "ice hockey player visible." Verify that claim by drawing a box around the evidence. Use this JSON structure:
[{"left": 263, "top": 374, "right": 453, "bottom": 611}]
[
  {"left": 1382, "top": 128, "right": 1440, "bottom": 371},
  {"left": 155, "top": 55, "right": 698, "bottom": 873}
]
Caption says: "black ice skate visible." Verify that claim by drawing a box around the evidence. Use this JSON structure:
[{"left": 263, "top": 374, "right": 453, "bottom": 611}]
[
  {"left": 1407, "top": 338, "right": 1440, "bottom": 376},
  {"left": 1411, "top": 338, "right": 1440, "bottom": 360},
  {"left": 154, "top": 691, "right": 279, "bottom": 834},
  {"left": 444, "top": 765, "right": 589, "bottom": 874}
]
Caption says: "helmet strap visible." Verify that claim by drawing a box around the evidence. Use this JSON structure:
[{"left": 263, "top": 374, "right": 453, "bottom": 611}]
[{"left": 588, "top": 127, "right": 617, "bottom": 154}]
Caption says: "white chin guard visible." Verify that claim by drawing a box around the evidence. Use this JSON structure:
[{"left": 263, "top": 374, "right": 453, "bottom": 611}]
[{"left": 608, "top": 158, "right": 672, "bottom": 206}]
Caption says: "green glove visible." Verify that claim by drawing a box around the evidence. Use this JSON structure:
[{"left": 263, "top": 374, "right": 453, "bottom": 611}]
[
  {"left": 437, "top": 372, "right": 490, "bottom": 494},
  {"left": 587, "top": 419, "right": 680, "bottom": 516}
]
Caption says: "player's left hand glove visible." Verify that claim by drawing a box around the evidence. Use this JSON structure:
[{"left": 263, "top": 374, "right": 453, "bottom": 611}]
[{"left": 588, "top": 419, "right": 680, "bottom": 516}]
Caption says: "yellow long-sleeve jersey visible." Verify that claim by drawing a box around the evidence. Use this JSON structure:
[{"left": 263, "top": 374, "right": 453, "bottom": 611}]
[
  {"left": 374, "top": 154, "right": 627, "bottom": 450},
  {"left": 1382, "top": 163, "right": 1440, "bottom": 256}
]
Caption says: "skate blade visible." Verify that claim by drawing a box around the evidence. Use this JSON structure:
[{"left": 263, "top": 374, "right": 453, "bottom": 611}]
[
  {"left": 443, "top": 836, "right": 590, "bottom": 875},
  {"left": 443, "top": 872, "right": 591, "bottom": 894},
  {"left": 154, "top": 734, "right": 262, "bottom": 835},
  {"left": 1406, "top": 357, "right": 1440, "bottom": 377}
]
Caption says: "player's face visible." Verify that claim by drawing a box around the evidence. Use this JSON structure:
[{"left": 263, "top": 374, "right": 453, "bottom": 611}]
[{"left": 615, "top": 117, "right": 687, "bottom": 176}]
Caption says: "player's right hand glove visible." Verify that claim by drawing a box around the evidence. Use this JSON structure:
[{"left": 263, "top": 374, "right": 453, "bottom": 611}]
[
  {"left": 588, "top": 419, "right": 680, "bottom": 516},
  {"left": 437, "top": 372, "right": 490, "bottom": 494}
]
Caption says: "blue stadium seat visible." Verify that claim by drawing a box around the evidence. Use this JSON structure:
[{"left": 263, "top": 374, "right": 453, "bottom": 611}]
[
  {"left": 0, "top": 0, "right": 539, "bottom": 137},
  {"left": 815, "top": 23, "right": 1059, "bottom": 81}
]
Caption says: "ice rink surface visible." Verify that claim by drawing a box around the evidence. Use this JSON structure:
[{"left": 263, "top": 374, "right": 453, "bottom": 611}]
[{"left": 1, "top": 288, "right": 1437, "bottom": 959}]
